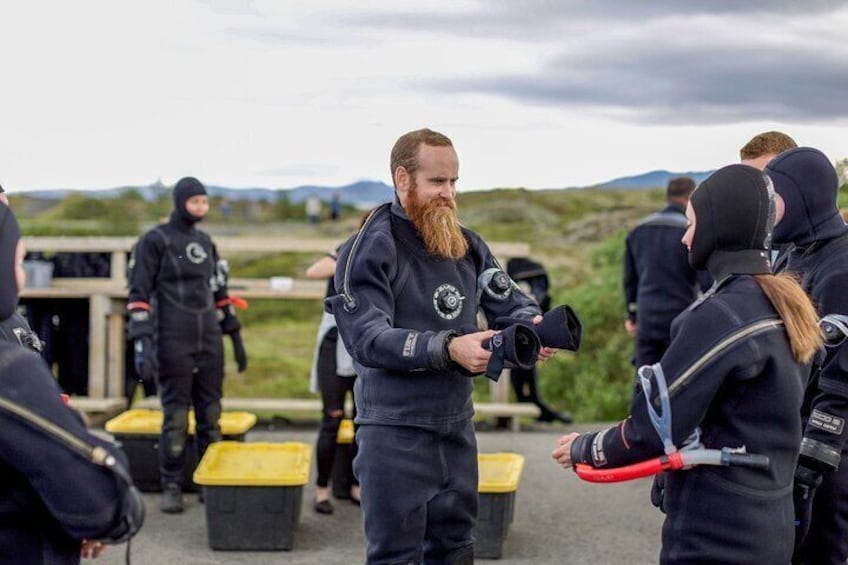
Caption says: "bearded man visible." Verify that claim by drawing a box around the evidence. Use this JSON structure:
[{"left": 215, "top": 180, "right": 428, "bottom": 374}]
[{"left": 329, "top": 128, "right": 553, "bottom": 564}]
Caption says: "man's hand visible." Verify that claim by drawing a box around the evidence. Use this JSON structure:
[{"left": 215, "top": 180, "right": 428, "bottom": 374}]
[
  {"left": 448, "top": 330, "right": 495, "bottom": 374},
  {"left": 625, "top": 319, "right": 638, "bottom": 337},
  {"left": 552, "top": 432, "right": 580, "bottom": 469},
  {"left": 133, "top": 336, "right": 155, "bottom": 384}
]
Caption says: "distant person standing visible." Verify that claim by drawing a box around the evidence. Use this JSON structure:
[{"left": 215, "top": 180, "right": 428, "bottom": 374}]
[
  {"left": 306, "top": 249, "right": 359, "bottom": 514},
  {"left": 740, "top": 131, "right": 798, "bottom": 171},
  {"left": 306, "top": 195, "right": 322, "bottom": 224},
  {"left": 623, "top": 177, "right": 711, "bottom": 367},
  {"left": 127, "top": 177, "right": 247, "bottom": 514},
  {"left": 330, "top": 194, "right": 342, "bottom": 221},
  {"left": 0, "top": 183, "right": 7, "bottom": 206}
]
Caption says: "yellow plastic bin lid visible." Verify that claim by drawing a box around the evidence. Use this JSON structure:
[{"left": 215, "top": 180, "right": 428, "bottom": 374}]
[
  {"left": 194, "top": 441, "right": 313, "bottom": 486},
  {"left": 337, "top": 419, "right": 354, "bottom": 444},
  {"left": 105, "top": 409, "right": 257, "bottom": 436},
  {"left": 478, "top": 453, "right": 525, "bottom": 493}
]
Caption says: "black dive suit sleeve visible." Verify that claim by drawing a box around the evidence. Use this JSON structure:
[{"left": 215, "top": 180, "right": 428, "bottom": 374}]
[
  {"left": 0, "top": 347, "right": 144, "bottom": 542},
  {"left": 800, "top": 270, "right": 848, "bottom": 472},
  {"left": 329, "top": 230, "right": 451, "bottom": 371},
  {"left": 126, "top": 230, "right": 164, "bottom": 340},
  {"left": 623, "top": 236, "right": 639, "bottom": 322},
  {"left": 571, "top": 302, "right": 771, "bottom": 469}
]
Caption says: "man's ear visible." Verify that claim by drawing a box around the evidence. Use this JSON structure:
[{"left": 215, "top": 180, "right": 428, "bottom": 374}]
[{"left": 395, "top": 166, "right": 411, "bottom": 199}]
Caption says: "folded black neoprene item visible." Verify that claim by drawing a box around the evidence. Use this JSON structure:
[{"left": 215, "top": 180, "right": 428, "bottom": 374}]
[
  {"left": 494, "top": 305, "right": 582, "bottom": 351},
  {"left": 482, "top": 324, "right": 541, "bottom": 382}
]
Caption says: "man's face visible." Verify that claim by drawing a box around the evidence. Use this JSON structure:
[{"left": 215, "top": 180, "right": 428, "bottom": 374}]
[
  {"left": 396, "top": 144, "right": 467, "bottom": 259},
  {"left": 397, "top": 144, "right": 459, "bottom": 210}
]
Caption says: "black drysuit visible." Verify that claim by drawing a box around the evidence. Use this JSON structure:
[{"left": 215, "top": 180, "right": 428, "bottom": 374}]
[
  {"left": 127, "top": 212, "right": 229, "bottom": 488},
  {"left": 767, "top": 147, "right": 848, "bottom": 565},
  {"left": 624, "top": 203, "right": 711, "bottom": 366},
  {"left": 572, "top": 165, "right": 810, "bottom": 564},
  {"left": 329, "top": 201, "right": 540, "bottom": 564},
  {"left": 0, "top": 203, "right": 144, "bottom": 564}
]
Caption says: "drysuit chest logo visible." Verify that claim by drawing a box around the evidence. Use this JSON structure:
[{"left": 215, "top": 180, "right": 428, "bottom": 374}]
[
  {"left": 433, "top": 283, "right": 464, "bottom": 320},
  {"left": 185, "top": 242, "right": 208, "bottom": 264}
]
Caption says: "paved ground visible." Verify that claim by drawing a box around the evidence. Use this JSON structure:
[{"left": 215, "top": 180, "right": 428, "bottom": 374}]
[{"left": 95, "top": 422, "right": 664, "bottom": 565}]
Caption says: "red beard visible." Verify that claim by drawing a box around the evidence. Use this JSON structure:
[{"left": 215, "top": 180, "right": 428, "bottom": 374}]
[{"left": 406, "top": 186, "right": 468, "bottom": 260}]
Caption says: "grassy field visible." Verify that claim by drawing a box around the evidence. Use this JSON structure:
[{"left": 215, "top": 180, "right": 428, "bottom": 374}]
[
  {"left": 13, "top": 183, "right": 848, "bottom": 421},
  {"left": 197, "top": 187, "right": 665, "bottom": 421}
]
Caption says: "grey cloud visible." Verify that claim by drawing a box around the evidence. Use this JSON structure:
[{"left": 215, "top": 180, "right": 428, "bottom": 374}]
[
  {"left": 431, "top": 37, "right": 848, "bottom": 124},
  {"left": 341, "top": 1, "right": 848, "bottom": 40}
]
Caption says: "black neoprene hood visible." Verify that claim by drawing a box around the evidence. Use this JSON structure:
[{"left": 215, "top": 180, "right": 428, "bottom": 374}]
[
  {"left": 0, "top": 203, "right": 21, "bottom": 321},
  {"left": 689, "top": 164, "right": 774, "bottom": 280},
  {"left": 172, "top": 176, "right": 207, "bottom": 224},
  {"left": 765, "top": 147, "right": 846, "bottom": 247}
]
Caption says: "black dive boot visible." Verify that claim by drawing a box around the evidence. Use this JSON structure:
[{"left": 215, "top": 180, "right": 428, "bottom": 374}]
[{"left": 160, "top": 483, "right": 184, "bottom": 514}]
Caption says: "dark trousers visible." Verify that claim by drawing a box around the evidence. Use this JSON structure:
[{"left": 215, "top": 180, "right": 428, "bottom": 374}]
[
  {"left": 315, "top": 329, "right": 358, "bottom": 488},
  {"left": 634, "top": 335, "right": 670, "bottom": 368},
  {"left": 354, "top": 421, "right": 477, "bottom": 565},
  {"left": 158, "top": 349, "right": 223, "bottom": 487}
]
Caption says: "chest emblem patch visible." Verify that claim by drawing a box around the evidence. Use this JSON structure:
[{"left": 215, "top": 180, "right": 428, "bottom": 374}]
[
  {"left": 433, "top": 283, "right": 465, "bottom": 320},
  {"left": 185, "top": 242, "right": 208, "bottom": 264}
]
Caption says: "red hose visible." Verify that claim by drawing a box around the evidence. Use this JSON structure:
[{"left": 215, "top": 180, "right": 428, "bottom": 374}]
[{"left": 575, "top": 452, "right": 685, "bottom": 483}]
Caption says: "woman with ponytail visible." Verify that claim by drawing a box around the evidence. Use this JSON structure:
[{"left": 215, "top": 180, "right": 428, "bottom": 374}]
[{"left": 553, "top": 164, "right": 822, "bottom": 564}]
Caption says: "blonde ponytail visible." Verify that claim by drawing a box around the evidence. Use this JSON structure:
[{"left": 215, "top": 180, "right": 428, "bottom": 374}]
[{"left": 754, "top": 273, "right": 823, "bottom": 364}]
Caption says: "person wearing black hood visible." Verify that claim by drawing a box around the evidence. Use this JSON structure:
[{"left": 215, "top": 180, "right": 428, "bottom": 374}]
[
  {"left": 765, "top": 147, "right": 848, "bottom": 565},
  {"left": 553, "top": 164, "right": 822, "bottom": 564},
  {"left": 127, "top": 176, "right": 247, "bottom": 514},
  {"left": 0, "top": 191, "right": 44, "bottom": 353},
  {"left": 0, "top": 202, "right": 145, "bottom": 563}
]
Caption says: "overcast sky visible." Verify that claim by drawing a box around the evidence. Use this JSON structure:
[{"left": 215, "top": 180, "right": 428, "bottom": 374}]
[{"left": 1, "top": 1, "right": 847, "bottom": 192}]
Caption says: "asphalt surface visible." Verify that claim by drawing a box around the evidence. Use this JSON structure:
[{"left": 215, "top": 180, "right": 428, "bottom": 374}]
[{"left": 95, "top": 422, "right": 664, "bottom": 565}]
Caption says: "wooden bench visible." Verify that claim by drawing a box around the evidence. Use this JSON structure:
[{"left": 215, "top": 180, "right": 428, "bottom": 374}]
[
  {"left": 67, "top": 396, "right": 127, "bottom": 426},
  {"left": 131, "top": 396, "right": 538, "bottom": 432}
]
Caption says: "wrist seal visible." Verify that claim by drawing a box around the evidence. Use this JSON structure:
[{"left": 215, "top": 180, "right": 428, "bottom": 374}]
[{"left": 799, "top": 437, "right": 841, "bottom": 472}]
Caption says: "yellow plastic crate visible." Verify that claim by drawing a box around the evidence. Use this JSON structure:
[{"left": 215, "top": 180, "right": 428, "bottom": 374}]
[
  {"left": 105, "top": 408, "right": 257, "bottom": 436},
  {"left": 194, "top": 441, "right": 312, "bottom": 487},
  {"left": 337, "top": 418, "right": 354, "bottom": 444},
  {"left": 478, "top": 453, "right": 525, "bottom": 494}
]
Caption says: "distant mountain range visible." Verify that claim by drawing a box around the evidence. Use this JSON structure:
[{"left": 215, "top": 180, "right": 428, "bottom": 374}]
[
  {"left": 20, "top": 180, "right": 396, "bottom": 208},
  {"left": 595, "top": 169, "right": 713, "bottom": 190},
  {"left": 15, "top": 170, "right": 715, "bottom": 207}
]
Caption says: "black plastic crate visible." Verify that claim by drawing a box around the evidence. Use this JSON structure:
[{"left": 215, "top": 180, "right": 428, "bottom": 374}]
[
  {"left": 204, "top": 484, "right": 304, "bottom": 550},
  {"left": 473, "top": 490, "right": 516, "bottom": 559}
]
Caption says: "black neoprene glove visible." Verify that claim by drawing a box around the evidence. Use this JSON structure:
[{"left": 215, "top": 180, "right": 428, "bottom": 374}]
[
  {"left": 793, "top": 464, "right": 822, "bottom": 551},
  {"left": 133, "top": 336, "right": 156, "bottom": 385},
  {"left": 219, "top": 307, "right": 247, "bottom": 372},
  {"left": 230, "top": 331, "right": 248, "bottom": 373}
]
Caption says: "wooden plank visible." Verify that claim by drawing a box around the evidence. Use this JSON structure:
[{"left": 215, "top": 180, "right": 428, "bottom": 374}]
[
  {"left": 24, "top": 236, "right": 530, "bottom": 260},
  {"left": 474, "top": 402, "right": 540, "bottom": 417},
  {"left": 67, "top": 396, "right": 127, "bottom": 415},
  {"left": 24, "top": 236, "right": 137, "bottom": 253}
]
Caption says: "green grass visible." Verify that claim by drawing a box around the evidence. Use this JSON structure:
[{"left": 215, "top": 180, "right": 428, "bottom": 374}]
[{"left": 25, "top": 184, "right": 846, "bottom": 422}]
